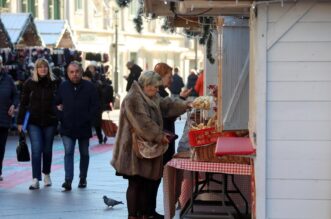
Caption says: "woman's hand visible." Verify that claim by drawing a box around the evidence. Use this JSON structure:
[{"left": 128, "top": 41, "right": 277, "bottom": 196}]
[
  {"left": 57, "top": 104, "right": 63, "bottom": 111},
  {"left": 161, "top": 135, "right": 170, "bottom": 145},
  {"left": 8, "top": 105, "right": 15, "bottom": 117},
  {"left": 180, "top": 88, "right": 192, "bottom": 99},
  {"left": 17, "top": 125, "right": 22, "bottom": 133}
]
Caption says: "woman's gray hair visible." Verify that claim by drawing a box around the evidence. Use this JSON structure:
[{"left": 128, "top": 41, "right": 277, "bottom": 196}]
[
  {"left": 31, "top": 58, "right": 56, "bottom": 82},
  {"left": 138, "top": 71, "right": 162, "bottom": 88}
]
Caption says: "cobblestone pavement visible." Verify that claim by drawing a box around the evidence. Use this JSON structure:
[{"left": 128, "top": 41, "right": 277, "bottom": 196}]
[{"left": 0, "top": 110, "right": 185, "bottom": 219}]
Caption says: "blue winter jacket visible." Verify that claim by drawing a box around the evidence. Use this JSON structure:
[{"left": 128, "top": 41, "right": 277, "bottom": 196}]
[
  {"left": 0, "top": 72, "right": 18, "bottom": 128},
  {"left": 56, "top": 79, "right": 100, "bottom": 139}
]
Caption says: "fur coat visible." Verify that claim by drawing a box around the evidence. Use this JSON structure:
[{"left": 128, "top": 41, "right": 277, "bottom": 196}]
[{"left": 111, "top": 81, "right": 188, "bottom": 180}]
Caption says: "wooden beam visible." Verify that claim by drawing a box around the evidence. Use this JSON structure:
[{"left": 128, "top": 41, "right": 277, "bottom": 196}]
[
  {"left": 170, "top": 16, "right": 200, "bottom": 28},
  {"left": 179, "top": 1, "right": 251, "bottom": 13},
  {"left": 255, "top": 4, "right": 267, "bottom": 219},
  {"left": 267, "top": 1, "right": 316, "bottom": 50}
]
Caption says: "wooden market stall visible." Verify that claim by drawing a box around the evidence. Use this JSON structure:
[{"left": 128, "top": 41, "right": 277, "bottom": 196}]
[
  {"left": 145, "top": 1, "right": 331, "bottom": 219},
  {"left": 0, "top": 18, "right": 12, "bottom": 49},
  {"left": 0, "top": 12, "right": 44, "bottom": 48},
  {"left": 35, "top": 19, "right": 76, "bottom": 49}
]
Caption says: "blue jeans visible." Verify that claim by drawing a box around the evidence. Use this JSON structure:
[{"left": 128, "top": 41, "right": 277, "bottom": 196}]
[
  {"left": 27, "top": 124, "right": 56, "bottom": 180},
  {"left": 62, "top": 136, "right": 90, "bottom": 181}
]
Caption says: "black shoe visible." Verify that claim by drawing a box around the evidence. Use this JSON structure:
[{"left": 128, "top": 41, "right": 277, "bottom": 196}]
[
  {"left": 103, "top": 136, "right": 108, "bottom": 144},
  {"left": 62, "top": 180, "right": 72, "bottom": 191},
  {"left": 78, "top": 178, "right": 87, "bottom": 188},
  {"left": 148, "top": 212, "right": 164, "bottom": 219},
  {"left": 99, "top": 139, "right": 103, "bottom": 144}
]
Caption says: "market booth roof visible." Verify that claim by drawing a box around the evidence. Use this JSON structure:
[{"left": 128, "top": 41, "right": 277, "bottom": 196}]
[
  {"left": 0, "top": 13, "right": 44, "bottom": 48},
  {"left": 35, "top": 20, "right": 76, "bottom": 48},
  {"left": 0, "top": 18, "right": 12, "bottom": 48},
  {"left": 144, "top": 0, "right": 280, "bottom": 18}
]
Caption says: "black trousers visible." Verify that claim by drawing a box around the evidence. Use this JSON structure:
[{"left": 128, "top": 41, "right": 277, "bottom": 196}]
[
  {"left": 127, "top": 175, "right": 159, "bottom": 217},
  {"left": 0, "top": 127, "right": 9, "bottom": 176}
]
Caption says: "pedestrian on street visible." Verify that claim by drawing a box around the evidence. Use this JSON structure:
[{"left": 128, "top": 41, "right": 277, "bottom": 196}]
[
  {"left": 124, "top": 61, "right": 142, "bottom": 92},
  {"left": 111, "top": 71, "right": 190, "bottom": 219},
  {"left": 17, "top": 58, "right": 60, "bottom": 190},
  {"left": 56, "top": 61, "right": 100, "bottom": 191},
  {"left": 0, "top": 56, "right": 18, "bottom": 181},
  {"left": 186, "top": 69, "right": 199, "bottom": 99},
  {"left": 169, "top": 67, "right": 184, "bottom": 98},
  {"left": 194, "top": 70, "right": 204, "bottom": 96},
  {"left": 151, "top": 63, "right": 191, "bottom": 218}
]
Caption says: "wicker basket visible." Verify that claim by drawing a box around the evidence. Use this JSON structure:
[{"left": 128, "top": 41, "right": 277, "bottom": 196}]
[{"left": 191, "top": 143, "right": 251, "bottom": 164}]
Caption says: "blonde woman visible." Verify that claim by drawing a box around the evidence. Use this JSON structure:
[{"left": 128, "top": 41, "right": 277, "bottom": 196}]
[{"left": 17, "top": 58, "right": 60, "bottom": 190}]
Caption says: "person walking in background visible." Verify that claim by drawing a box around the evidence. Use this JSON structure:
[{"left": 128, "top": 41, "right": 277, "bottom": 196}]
[
  {"left": 17, "top": 58, "right": 60, "bottom": 190},
  {"left": 0, "top": 56, "right": 18, "bottom": 181},
  {"left": 194, "top": 69, "right": 204, "bottom": 96},
  {"left": 124, "top": 61, "right": 142, "bottom": 92},
  {"left": 111, "top": 71, "right": 190, "bottom": 219},
  {"left": 169, "top": 67, "right": 184, "bottom": 98},
  {"left": 56, "top": 61, "right": 99, "bottom": 191},
  {"left": 83, "top": 69, "right": 104, "bottom": 144},
  {"left": 186, "top": 69, "right": 198, "bottom": 100}
]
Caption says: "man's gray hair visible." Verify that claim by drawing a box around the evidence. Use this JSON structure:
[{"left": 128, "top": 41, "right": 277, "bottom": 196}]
[{"left": 138, "top": 71, "right": 162, "bottom": 88}]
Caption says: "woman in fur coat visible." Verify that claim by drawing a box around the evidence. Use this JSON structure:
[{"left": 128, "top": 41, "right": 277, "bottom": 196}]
[{"left": 111, "top": 71, "right": 190, "bottom": 219}]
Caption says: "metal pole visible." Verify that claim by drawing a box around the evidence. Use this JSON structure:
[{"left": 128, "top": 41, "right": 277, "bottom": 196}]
[
  {"left": 114, "top": 9, "right": 119, "bottom": 93},
  {"left": 194, "top": 37, "right": 198, "bottom": 70}
]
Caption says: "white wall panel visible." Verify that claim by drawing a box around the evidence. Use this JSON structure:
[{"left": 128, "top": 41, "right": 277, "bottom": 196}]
[
  {"left": 279, "top": 23, "right": 331, "bottom": 42},
  {"left": 267, "top": 140, "right": 331, "bottom": 161},
  {"left": 268, "top": 42, "right": 331, "bottom": 62},
  {"left": 267, "top": 120, "right": 331, "bottom": 140},
  {"left": 265, "top": 1, "right": 331, "bottom": 219},
  {"left": 267, "top": 102, "right": 331, "bottom": 121},
  {"left": 267, "top": 82, "right": 331, "bottom": 101},
  {"left": 267, "top": 179, "right": 331, "bottom": 199},
  {"left": 268, "top": 62, "right": 331, "bottom": 82},
  {"left": 267, "top": 159, "right": 331, "bottom": 180},
  {"left": 267, "top": 199, "right": 331, "bottom": 219}
]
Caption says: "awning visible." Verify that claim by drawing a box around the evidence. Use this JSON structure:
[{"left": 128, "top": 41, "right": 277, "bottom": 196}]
[
  {"left": 0, "top": 13, "right": 44, "bottom": 48},
  {"left": 0, "top": 18, "right": 12, "bottom": 48},
  {"left": 35, "top": 19, "right": 75, "bottom": 48}
]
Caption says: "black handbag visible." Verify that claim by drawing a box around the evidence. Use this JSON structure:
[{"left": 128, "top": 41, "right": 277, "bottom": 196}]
[{"left": 16, "top": 132, "right": 30, "bottom": 162}]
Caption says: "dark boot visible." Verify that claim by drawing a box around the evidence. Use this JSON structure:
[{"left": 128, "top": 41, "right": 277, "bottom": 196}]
[
  {"left": 62, "top": 180, "right": 72, "bottom": 191},
  {"left": 78, "top": 178, "right": 87, "bottom": 188},
  {"left": 128, "top": 216, "right": 141, "bottom": 219}
]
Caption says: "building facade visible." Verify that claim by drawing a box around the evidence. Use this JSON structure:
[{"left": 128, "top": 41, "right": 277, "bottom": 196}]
[{"left": 1, "top": 0, "right": 203, "bottom": 94}]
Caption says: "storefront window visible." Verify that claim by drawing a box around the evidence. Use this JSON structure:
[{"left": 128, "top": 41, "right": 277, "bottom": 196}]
[
  {"left": 21, "top": 0, "right": 37, "bottom": 17},
  {"left": 75, "top": 0, "right": 82, "bottom": 11},
  {"left": 0, "top": 0, "right": 8, "bottom": 8},
  {"left": 129, "top": 1, "right": 138, "bottom": 17},
  {"left": 48, "top": 0, "right": 63, "bottom": 19}
]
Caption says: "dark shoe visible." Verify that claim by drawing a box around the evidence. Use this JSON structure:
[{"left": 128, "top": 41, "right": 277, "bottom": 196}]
[
  {"left": 149, "top": 212, "right": 164, "bottom": 219},
  {"left": 78, "top": 178, "right": 87, "bottom": 188},
  {"left": 62, "top": 180, "right": 72, "bottom": 191},
  {"left": 103, "top": 136, "right": 108, "bottom": 144},
  {"left": 99, "top": 139, "right": 103, "bottom": 144}
]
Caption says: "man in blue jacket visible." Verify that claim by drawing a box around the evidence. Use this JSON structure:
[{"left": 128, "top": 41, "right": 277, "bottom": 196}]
[
  {"left": 0, "top": 56, "right": 18, "bottom": 181},
  {"left": 56, "top": 61, "right": 100, "bottom": 191}
]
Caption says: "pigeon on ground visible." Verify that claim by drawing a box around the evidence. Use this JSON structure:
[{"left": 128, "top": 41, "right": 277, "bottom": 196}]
[{"left": 103, "top": 195, "right": 124, "bottom": 208}]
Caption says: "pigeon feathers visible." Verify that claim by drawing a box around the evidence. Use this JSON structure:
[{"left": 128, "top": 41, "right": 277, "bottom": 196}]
[{"left": 103, "top": 195, "right": 123, "bottom": 208}]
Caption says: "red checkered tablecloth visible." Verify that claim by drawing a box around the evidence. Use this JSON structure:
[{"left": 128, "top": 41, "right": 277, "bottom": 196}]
[
  {"left": 167, "top": 158, "right": 252, "bottom": 175},
  {"left": 163, "top": 158, "right": 253, "bottom": 219}
]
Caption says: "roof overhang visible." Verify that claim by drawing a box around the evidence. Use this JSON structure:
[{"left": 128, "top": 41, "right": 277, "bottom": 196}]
[
  {"left": 0, "top": 19, "right": 12, "bottom": 48},
  {"left": 144, "top": 0, "right": 253, "bottom": 17}
]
